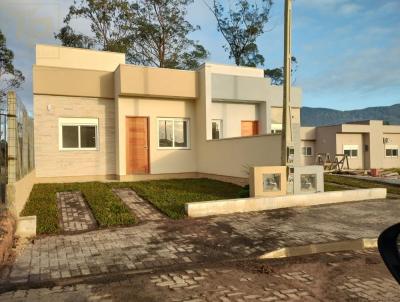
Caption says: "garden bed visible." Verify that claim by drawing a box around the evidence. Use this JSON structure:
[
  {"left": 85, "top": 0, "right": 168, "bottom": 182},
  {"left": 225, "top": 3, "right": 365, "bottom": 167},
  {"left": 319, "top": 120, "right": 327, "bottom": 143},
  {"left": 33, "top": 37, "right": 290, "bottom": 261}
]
[
  {"left": 21, "top": 182, "right": 135, "bottom": 234},
  {"left": 109, "top": 178, "right": 243, "bottom": 219}
]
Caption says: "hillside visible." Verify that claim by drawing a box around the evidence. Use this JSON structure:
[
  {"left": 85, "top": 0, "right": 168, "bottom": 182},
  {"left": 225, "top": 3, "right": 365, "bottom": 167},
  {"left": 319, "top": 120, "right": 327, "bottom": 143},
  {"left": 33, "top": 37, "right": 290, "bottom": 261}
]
[{"left": 301, "top": 103, "right": 400, "bottom": 127}]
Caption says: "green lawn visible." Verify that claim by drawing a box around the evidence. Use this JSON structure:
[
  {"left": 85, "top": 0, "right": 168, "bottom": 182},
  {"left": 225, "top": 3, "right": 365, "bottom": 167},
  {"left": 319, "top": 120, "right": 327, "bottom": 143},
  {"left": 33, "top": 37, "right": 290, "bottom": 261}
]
[
  {"left": 324, "top": 174, "right": 400, "bottom": 195},
  {"left": 109, "top": 178, "right": 243, "bottom": 219},
  {"left": 21, "top": 182, "right": 135, "bottom": 234}
]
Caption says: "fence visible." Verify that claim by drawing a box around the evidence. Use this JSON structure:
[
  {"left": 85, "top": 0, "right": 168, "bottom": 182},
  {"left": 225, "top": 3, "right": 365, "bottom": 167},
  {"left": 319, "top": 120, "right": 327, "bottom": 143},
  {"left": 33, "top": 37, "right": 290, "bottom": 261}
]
[{"left": 0, "top": 91, "right": 34, "bottom": 204}]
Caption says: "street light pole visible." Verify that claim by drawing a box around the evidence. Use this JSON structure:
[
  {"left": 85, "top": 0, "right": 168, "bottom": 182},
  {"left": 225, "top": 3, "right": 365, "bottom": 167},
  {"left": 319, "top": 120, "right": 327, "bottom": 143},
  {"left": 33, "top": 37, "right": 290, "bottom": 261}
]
[{"left": 281, "top": 0, "right": 294, "bottom": 171}]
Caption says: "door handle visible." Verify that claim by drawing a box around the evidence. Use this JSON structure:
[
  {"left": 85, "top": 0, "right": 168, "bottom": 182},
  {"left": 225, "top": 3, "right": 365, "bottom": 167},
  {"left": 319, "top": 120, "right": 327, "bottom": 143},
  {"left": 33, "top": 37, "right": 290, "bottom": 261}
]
[{"left": 144, "top": 146, "right": 148, "bottom": 149}]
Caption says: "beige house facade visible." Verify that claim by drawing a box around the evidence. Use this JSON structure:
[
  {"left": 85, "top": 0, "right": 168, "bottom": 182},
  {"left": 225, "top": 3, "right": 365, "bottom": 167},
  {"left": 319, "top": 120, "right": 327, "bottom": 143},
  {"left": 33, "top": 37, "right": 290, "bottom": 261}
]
[
  {"left": 33, "top": 45, "right": 302, "bottom": 183},
  {"left": 300, "top": 120, "right": 400, "bottom": 170}
]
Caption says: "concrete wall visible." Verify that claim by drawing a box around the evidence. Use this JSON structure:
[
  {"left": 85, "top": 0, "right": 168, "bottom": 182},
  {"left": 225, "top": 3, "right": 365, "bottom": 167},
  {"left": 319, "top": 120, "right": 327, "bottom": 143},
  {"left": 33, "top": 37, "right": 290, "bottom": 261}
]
[
  {"left": 382, "top": 133, "right": 400, "bottom": 168},
  {"left": 271, "top": 107, "right": 301, "bottom": 124},
  {"left": 336, "top": 133, "right": 364, "bottom": 169},
  {"left": 116, "top": 65, "right": 198, "bottom": 99},
  {"left": 197, "top": 135, "right": 282, "bottom": 178},
  {"left": 210, "top": 101, "right": 259, "bottom": 138},
  {"left": 34, "top": 95, "right": 116, "bottom": 178},
  {"left": 300, "top": 140, "right": 316, "bottom": 165},
  {"left": 115, "top": 97, "right": 197, "bottom": 176},
  {"left": 33, "top": 66, "right": 115, "bottom": 99},
  {"left": 36, "top": 44, "right": 125, "bottom": 71},
  {"left": 7, "top": 170, "right": 36, "bottom": 217}
]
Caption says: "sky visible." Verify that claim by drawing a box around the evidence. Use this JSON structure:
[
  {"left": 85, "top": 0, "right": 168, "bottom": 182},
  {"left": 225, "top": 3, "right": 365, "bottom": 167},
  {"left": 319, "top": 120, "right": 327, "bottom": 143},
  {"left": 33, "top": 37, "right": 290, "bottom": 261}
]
[{"left": 0, "top": 0, "right": 399, "bottom": 113}]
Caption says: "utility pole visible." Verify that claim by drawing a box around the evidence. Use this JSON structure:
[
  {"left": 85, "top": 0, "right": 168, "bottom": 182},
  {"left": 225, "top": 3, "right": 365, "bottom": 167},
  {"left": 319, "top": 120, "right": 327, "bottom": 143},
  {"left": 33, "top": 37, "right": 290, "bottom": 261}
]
[{"left": 281, "top": 0, "right": 294, "bottom": 171}]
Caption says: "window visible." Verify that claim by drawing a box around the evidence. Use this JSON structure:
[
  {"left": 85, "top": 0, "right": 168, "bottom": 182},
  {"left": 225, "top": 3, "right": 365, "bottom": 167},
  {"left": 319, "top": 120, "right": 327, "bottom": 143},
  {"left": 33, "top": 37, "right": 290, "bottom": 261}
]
[
  {"left": 271, "top": 123, "right": 282, "bottom": 134},
  {"left": 59, "top": 118, "right": 98, "bottom": 150},
  {"left": 302, "top": 146, "right": 313, "bottom": 157},
  {"left": 158, "top": 118, "right": 190, "bottom": 149},
  {"left": 385, "top": 145, "right": 398, "bottom": 157},
  {"left": 212, "top": 120, "right": 223, "bottom": 140},
  {"left": 343, "top": 145, "right": 358, "bottom": 158}
]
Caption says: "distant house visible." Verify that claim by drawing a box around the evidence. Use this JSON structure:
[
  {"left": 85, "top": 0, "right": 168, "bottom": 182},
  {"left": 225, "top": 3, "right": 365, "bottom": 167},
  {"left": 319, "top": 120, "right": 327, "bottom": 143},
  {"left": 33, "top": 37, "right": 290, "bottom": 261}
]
[
  {"left": 33, "top": 45, "right": 303, "bottom": 183},
  {"left": 300, "top": 120, "right": 400, "bottom": 169}
]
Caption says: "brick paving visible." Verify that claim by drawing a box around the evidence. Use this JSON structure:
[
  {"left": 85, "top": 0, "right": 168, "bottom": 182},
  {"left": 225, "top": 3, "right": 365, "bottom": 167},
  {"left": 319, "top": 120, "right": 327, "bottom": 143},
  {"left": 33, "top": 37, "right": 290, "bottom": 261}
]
[
  {"left": 112, "top": 188, "right": 166, "bottom": 221},
  {"left": 1, "top": 250, "right": 399, "bottom": 301},
  {"left": 57, "top": 191, "right": 97, "bottom": 233},
  {"left": 2, "top": 198, "right": 400, "bottom": 286}
]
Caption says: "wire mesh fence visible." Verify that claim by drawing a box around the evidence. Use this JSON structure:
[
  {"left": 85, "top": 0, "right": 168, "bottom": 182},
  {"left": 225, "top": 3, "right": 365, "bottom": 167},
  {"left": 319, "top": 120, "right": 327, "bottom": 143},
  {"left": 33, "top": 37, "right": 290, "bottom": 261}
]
[{"left": 0, "top": 91, "right": 34, "bottom": 204}]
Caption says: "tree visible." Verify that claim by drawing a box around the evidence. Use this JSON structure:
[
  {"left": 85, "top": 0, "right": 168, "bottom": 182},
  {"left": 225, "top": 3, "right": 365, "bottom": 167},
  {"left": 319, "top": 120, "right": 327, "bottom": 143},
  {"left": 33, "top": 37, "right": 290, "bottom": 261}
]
[
  {"left": 55, "top": 0, "right": 208, "bottom": 69},
  {"left": 54, "top": 0, "right": 133, "bottom": 53},
  {"left": 264, "top": 56, "right": 298, "bottom": 85},
  {"left": 128, "top": 0, "right": 208, "bottom": 69},
  {"left": 0, "top": 29, "right": 24, "bottom": 103},
  {"left": 206, "top": 0, "right": 273, "bottom": 67}
]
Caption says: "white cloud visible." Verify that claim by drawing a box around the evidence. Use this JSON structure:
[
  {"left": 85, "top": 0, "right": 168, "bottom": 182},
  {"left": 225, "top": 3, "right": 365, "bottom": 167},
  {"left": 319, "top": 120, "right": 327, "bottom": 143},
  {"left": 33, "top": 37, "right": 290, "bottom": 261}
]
[
  {"left": 339, "top": 3, "right": 362, "bottom": 15},
  {"left": 300, "top": 42, "right": 400, "bottom": 94},
  {"left": 297, "top": 0, "right": 362, "bottom": 15}
]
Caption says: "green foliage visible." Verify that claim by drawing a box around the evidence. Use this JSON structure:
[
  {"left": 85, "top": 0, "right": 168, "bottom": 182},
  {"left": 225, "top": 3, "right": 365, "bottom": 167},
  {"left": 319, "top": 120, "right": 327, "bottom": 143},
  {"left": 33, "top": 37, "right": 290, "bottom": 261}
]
[
  {"left": 207, "top": 0, "right": 273, "bottom": 66},
  {"left": 264, "top": 56, "right": 298, "bottom": 85},
  {"left": 238, "top": 184, "right": 250, "bottom": 198},
  {"left": 325, "top": 174, "right": 400, "bottom": 195},
  {"left": 0, "top": 29, "right": 25, "bottom": 102},
  {"left": 110, "top": 178, "right": 243, "bottom": 219},
  {"left": 55, "top": 0, "right": 208, "bottom": 69},
  {"left": 55, "top": 0, "right": 132, "bottom": 52},
  {"left": 21, "top": 182, "right": 135, "bottom": 234},
  {"left": 129, "top": 0, "right": 208, "bottom": 69}
]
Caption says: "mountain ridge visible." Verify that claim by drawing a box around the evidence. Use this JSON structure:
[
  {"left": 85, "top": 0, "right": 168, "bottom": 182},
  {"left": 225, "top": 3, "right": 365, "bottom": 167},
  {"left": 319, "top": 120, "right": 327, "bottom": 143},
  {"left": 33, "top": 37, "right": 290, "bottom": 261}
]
[{"left": 301, "top": 103, "right": 400, "bottom": 127}]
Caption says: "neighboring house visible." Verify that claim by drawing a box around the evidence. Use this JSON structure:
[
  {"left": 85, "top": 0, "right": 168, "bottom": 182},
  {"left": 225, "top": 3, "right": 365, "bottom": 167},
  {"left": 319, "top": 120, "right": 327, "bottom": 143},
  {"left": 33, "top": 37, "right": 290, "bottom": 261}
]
[
  {"left": 33, "top": 45, "right": 302, "bottom": 183},
  {"left": 300, "top": 120, "right": 400, "bottom": 170}
]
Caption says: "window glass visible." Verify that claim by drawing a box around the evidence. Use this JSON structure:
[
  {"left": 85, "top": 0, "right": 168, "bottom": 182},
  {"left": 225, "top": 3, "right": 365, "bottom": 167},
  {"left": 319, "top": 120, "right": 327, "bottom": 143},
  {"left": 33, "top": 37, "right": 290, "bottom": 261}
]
[
  {"left": 344, "top": 149, "right": 351, "bottom": 156},
  {"left": 263, "top": 173, "right": 281, "bottom": 192},
  {"left": 62, "top": 126, "right": 79, "bottom": 148},
  {"left": 302, "top": 147, "right": 312, "bottom": 156},
  {"left": 81, "top": 126, "right": 96, "bottom": 148},
  {"left": 351, "top": 149, "right": 358, "bottom": 157},
  {"left": 174, "top": 120, "right": 188, "bottom": 147},
  {"left": 158, "top": 120, "right": 173, "bottom": 147},
  {"left": 386, "top": 149, "right": 392, "bottom": 156},
  {"left": 212, "top": 120, "right": 222, "bottom": 140},
  {"left": 394, "top": 149, "right": 399, "bottom": 156},
  {"left": 301, "top": 174, "right": 317, "bottom": 193}
]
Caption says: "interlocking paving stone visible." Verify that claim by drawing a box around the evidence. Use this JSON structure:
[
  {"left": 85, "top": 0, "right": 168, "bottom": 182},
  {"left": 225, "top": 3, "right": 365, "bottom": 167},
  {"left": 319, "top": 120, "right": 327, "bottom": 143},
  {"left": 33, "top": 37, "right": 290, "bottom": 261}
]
[
  {"left": 113, "top": 188, "right": 166, "bottom": 221},
  {"left": 57, "top": 192, "right": 97, "bottom": 233},
  {"left": 3, "top": 198, "right": 400, "bottom": 285}
]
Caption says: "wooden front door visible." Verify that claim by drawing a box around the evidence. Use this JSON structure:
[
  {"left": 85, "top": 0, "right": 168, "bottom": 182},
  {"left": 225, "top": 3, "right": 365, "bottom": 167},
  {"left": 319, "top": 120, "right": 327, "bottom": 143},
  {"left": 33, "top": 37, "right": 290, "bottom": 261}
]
[
  {"left": 126, "top": 117, "right": 149, "bottom": 174},
  {"left": 241, "top": 121, "right": 259, "bottom": 136}
]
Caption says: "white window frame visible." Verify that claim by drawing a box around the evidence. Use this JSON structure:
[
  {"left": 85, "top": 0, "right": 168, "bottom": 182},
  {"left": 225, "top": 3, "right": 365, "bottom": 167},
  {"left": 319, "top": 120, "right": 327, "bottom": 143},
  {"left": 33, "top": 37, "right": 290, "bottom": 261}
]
[
  {"left": 385, "top": 145, "right": 399, "bottom": 157},
  {"left": 157, "top": 118, "right": 190, "bottom": 150},
  {"left": 302, "top": 146, "right": 313, "bottom": 157},
  {"left": 343, "top": 145, "right": 358, "bottom": 158},
  {"left": 59, "top": 118, "right": 99, "bottom": 151},
  {"left": 211, "top": 119, "right": 223, "bottom": 140}
]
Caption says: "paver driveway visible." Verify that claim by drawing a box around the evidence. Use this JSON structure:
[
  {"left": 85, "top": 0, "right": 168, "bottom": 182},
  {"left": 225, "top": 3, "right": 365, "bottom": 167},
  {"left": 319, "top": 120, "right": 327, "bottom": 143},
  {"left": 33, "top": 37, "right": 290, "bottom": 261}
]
[
  {"left": 2, "top": 198, "right": 399, "bottom": 289},
  {"left": 1, "top": 249, "right": 399, "bottom": 301}
]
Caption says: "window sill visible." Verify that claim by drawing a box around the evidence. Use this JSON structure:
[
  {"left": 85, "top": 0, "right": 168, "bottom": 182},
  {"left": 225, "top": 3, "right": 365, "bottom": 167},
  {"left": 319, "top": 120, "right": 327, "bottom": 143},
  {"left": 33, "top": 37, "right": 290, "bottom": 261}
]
[
  {"left": 157, "top": 147, "right": 191, "bottom": 150},
  {"left": 59, "top": 148, "right": 99, "bottom": 151}
]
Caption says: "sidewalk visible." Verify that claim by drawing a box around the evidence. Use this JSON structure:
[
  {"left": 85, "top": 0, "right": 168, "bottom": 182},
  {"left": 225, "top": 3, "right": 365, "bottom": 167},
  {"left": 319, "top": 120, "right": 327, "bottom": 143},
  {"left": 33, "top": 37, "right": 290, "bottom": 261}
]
[{"left": 2, "top": 198, "right": 399, "bottom": 288}]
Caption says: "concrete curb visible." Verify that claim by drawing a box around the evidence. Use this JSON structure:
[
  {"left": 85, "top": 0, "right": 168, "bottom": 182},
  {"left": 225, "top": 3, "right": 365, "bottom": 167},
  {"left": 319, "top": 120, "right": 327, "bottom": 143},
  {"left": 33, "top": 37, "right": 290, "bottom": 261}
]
[
  {"left": 259, "top": 238, "right": 378, "bottom": 259},
  {"left": 186, "top": 188, "right": 387, "bottom": 218}
]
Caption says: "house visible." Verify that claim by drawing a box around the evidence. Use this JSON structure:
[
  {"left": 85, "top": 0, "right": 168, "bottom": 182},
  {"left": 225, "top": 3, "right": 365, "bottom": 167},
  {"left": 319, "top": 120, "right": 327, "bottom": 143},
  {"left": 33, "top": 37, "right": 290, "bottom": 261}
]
[
  {"left": 300, "top": 120, "right": 400, "bottom": 170},
  {"left": 33, "top": 45, "right": 302, "bottom": 184}
]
